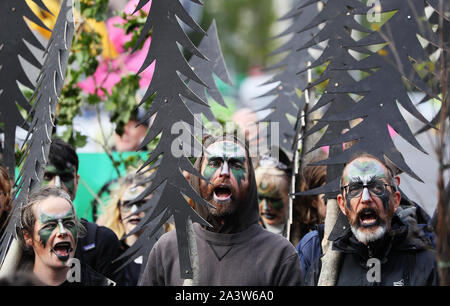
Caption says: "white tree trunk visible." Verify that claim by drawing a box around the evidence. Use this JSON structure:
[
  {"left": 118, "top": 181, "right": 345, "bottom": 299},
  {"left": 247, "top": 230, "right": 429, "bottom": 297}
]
[{"left": 317, "top": 199, "right": 342, "bottom": 286}]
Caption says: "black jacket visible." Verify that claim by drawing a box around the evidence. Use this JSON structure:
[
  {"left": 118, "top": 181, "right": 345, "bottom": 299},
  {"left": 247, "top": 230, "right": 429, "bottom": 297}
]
[
  {"left": 60, "top": 262, "right": 116, "bottom": 286},
  {"left": 75, "top": 219, "right": 125, "bottom": 285},
  {"left": 304, "top": 214, "right": 439, "bottom": 286}
]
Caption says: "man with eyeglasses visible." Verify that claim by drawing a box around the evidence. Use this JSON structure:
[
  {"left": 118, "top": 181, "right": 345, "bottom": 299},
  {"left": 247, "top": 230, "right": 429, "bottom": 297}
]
[{"left": 303, "top": 153, "right": 438, "bottom": 286}]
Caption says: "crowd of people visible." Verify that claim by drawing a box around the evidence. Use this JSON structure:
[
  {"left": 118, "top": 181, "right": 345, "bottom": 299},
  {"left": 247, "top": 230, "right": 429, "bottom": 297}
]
[{"left": 0, "top": 114, "right": 440, "bottom": 286}]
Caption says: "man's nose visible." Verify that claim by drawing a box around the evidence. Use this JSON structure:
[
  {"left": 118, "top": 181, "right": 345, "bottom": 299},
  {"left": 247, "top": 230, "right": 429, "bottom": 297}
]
[
  {"left": 220, "top": 161, "right": 230, "bottom": 177},
  {"left": 361, "top": 187, "right": 371, "bottom": 202},
  {"left": 47, "top": 175, "right": 62, "bottom": 188}
]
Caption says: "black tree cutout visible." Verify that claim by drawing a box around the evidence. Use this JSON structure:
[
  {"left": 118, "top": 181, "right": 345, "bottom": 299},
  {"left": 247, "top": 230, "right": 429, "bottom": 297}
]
[
  {"left": 0, "top": 0, "right": 50, "bottom": 178},
  {"left": 184, "top": 20, "right": 233, "bottom": 124},
  {"left": 293, "top": 0, "right": 372, "bottom": 199},
  {"left": 258, "top": 0, "right": 320, "bottom": 153},
  {"left": 0, "top": 0, "right": 74, "bottom": 266},
  {"left": 416, "top": 6, "right": 449, "bottom": 135},
  {"left": 118, "top": 0, "right": 215, "bottom": 280},
  {"left": 311, "top": 0, "right": 439, "bottom": 184}
]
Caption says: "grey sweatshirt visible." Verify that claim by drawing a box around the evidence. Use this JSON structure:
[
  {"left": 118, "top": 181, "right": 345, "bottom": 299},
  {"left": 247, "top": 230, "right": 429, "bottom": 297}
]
[{"left": 139, "top": 223, "right": 302, "bottom": 286}]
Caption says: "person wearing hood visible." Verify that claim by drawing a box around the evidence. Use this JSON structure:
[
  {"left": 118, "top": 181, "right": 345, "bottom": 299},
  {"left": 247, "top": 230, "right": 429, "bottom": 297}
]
[
  {"left": 139, "top": 134, "right": 302, "bottom": 285},
  {"left": 303, "top": 153, "right": 438, "bottom": 286}
]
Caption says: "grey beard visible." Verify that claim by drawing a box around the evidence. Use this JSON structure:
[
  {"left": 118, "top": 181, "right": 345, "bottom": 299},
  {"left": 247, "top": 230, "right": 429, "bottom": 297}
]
[{"left": 351, "top": 224, "right": 387, "bottom": 244}]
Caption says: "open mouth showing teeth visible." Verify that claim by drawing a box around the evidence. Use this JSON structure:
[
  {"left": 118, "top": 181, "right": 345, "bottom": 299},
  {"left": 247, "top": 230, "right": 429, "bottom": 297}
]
[
  {"left": 52, "top": 242, "right": 72, "bottom": 259},
  {"left": 213, "top": 185, "right": 232, "bottom": 202},
  {"left": 359, "top": 209, "right": 378, "bottom": 227}
]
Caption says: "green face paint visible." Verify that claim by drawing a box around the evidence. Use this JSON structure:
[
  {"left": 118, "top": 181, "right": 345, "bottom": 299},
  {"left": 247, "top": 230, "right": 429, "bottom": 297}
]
[
  {"left": 43, "top": 163, "right": 76, "bottom": 197},
  {"left": 344, "top": 159, "right": 387, "bottom": 185},
  {"left": 258, "top": 183, "right": 285, "bottom": 211},
  {"left": 203, "top": 141, "right": 247, "bottom": 187},
  {"left": 37, "top": 207, "right": 77, "bottom": 249}
]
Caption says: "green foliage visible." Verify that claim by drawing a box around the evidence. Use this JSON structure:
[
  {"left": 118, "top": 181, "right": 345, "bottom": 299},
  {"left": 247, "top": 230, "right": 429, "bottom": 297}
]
[
  {"left": 194, "top": 0, "right": 279, "bottom": 77},
  {"left": 80, "top": 0, "right": 109, "bottom": 21}
]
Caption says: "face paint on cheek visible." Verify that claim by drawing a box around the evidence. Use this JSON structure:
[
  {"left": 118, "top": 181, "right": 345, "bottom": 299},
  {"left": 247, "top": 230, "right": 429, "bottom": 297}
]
[
  {"left": 38, "top": 227, "right": 53, "bottom": 248},
  {"left": 203, "top": 164, "right": 218, "bottom": 180},
  {"left": 270, "top": 199, "right": 284, "bottom": 211},
  {"left": 231, "top": 168, "right": 246, "bottom": 188}
]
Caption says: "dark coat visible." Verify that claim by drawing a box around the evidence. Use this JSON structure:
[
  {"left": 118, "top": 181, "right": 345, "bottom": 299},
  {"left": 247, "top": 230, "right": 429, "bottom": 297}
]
[{"left": 303, "top": 214, "right": 439, "bottom": 286}]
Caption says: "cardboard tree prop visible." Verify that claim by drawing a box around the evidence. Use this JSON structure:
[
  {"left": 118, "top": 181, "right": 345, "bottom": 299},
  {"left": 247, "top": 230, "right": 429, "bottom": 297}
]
[
  {"left": 115, "top": 0, "right": 231, "bottom": 281},
  {"left": 284, "top": 0, "right": 444, "bottom": 285},
  {"left": 184, "top": 20, "right": 233, "bottom": 123},
  {"left": 0, "top": 1, "right": 50, "bottom": 179},
  {"left": 0, "top": 0, "right": 74, "bottom": 271},
  {"left": 258, "top": 0, "right": 320, "bottom": 154}
]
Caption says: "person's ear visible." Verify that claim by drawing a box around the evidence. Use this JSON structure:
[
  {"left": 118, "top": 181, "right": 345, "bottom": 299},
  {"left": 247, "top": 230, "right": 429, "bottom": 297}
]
[
  {"left": 337, "top": 193, "right": 347, "bottom": 216},
  {"left": 394, "top": 175, "right": 400, "bottom": 187},
  {"left": 23, "top": 229, "right": 33, "bottom": 247}
]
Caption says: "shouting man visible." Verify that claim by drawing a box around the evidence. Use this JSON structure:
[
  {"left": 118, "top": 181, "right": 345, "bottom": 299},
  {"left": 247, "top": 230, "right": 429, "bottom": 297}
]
[
  {"left": 304, "top": 153, "right": 438, "bottom": 286},
  {"left": 139, "top": 134, "right": 302, "bottom": 285}
]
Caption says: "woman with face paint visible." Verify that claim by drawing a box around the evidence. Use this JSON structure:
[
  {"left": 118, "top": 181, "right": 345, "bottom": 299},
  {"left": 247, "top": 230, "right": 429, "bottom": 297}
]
[
  {"left": 99, "top": 172, "right": 174, "bottom": 285},
  {"left": 19, "top": 187, "right": 114, "bottom": 286},
  {"left": 255, "top": 155, "right": 290, "bottom": 235}
]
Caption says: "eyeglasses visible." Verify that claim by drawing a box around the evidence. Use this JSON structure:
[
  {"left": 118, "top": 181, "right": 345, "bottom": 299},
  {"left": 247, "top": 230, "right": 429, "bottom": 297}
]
[{"left": 341, "top": 181, "right": 394, "bottom": 199}]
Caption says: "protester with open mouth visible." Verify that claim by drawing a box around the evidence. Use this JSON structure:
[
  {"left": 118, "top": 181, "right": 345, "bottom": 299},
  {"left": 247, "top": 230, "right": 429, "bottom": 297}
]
[
  {"left": 303, "top": 153, "right": 438, "bottom": 286},
  {"left": 19, "top": 187, "right": 115, "bottom": 286},
  {"left": 139, "top": 134, "right": 302, "bottom": 286}
]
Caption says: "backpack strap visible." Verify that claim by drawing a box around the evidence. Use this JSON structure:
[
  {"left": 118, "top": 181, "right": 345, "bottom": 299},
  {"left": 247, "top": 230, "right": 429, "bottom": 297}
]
[{"left": 80, "top": 219, "right": 97, "bottom": 253}]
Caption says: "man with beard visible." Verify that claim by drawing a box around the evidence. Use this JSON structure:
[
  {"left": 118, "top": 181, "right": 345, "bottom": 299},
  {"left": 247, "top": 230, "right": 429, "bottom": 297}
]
[
  {"left": 139, "top": 134, "right": 302, "bottom": 285},
  {"left": 303, "top": 153, "right": 438, "bottom": 286}
]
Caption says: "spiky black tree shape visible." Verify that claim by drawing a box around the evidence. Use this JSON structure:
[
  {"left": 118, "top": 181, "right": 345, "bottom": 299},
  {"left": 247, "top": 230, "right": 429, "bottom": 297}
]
[
  {"left": 116, "top": 18, "right": 232, "bottom": 278},
  {"left": 0, "top": 1, "right": 50, "bottom": 178},
  {"left": 258, "top": 0, "right": 320, "bottom": 153},
  {"left": 0, "top": 0, "right": 74, "bottom": 265},
  {"left": 118, "top": 0, "right": 216, "bottom": 280},
  {"left": 415, "top": 6, "right": 449, "bottom": 135},
  {"left": 292, "top": 0, "right": 370, "bottom": 199},
  {"left": 312, "top": 0, "right": 439, "bottom": 184},
  {"left": 184, "top": 20, "right": 233, "bottom": 124}
]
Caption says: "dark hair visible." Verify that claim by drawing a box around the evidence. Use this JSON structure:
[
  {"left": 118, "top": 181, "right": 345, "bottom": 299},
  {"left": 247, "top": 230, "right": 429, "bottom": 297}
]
[
  {"left": 49, "top": 138, "right": 79, "bottom": 173},
  {"left": 294, "top": 153, "right": 327, "bottom": 240}
]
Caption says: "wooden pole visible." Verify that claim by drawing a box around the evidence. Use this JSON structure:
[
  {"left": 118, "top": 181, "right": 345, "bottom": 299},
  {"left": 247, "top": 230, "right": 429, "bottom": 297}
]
[{"left": 317, "top": 198, "right": 342, "bottom": 286}]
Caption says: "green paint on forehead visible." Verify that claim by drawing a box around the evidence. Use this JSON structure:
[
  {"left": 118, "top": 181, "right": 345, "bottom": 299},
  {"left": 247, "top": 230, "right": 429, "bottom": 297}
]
[
  {"left": 205, "top": 141, "right": 246, "bottom": 159},
  {"left": 344, "top": 159, "right": 387, "bottom": 184}
]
